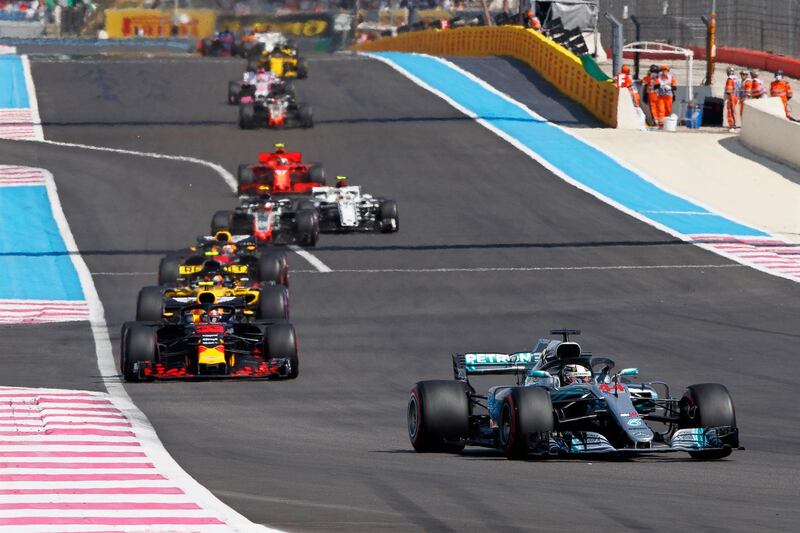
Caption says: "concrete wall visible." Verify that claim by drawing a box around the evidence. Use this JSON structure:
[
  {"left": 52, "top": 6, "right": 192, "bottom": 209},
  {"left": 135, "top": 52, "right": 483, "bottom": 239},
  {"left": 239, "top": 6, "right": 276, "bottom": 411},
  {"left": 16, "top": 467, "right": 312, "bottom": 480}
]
[
  {"left": 741, "top": 97, "right": 800, "bottom": 171},
  {"left": 0, "top": 21, "right": 45, "bottom": 38}
]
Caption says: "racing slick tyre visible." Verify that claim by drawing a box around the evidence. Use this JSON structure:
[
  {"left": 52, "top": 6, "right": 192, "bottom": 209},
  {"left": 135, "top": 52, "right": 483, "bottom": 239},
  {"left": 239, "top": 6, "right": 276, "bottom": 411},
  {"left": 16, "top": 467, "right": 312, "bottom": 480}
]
[
  {"left": 211, "top": 210, "right": 232, "bottom": 233},
  {"left": 258, "top": 285, "right": 289, "bottom": 320},
  {"left": 265, "top": 322, "right": 299, "bottom": 379},
  {"left": 307, "top": 164, "right": 325, "bottom": 185},
  {"left": 499, "top": 387, "right": 553, "bottom": 460},
  {"left": 408, "top": 380, "right": 468, "bottom": 453},
  {"left": 121, "top": 323, "right": 156, "bottom": 383},
  {"left": 136, "top": 286, "right": 164, "bottom": 322},
  {"left": 297, "top": 58, "right": 308, "bottom": 79},
  {"left": 158, "top": 256, "right": 181, "bottom": 285},
  {"left": 237, "top": 165, "right": 256, "bottom": 194},
  {"left": 257, "top": 254, "right": 284, "bottom": 285},
  {"left": 378, "top": 200, "right": 399, "bottom": 233},
  {"left": 298, "top": 104, "right": 313, "bottom": 128},
  {"left": 239, "top": 103, "right": 257, "bottom": 130},
  {"left": 679, "top": 383, "right": 737, "bottom": 460},
  {"left": 228, "top": 81, "right": 241, "bottom": 105},
  {"left": 295, "top": 209, "right": 319, "bottom": 247},
  {"left": 230, "top": 213, "right": 252, "bottom": 236},
  {"left": 262, "top": 250, "right": 290, "bottom": 286}
]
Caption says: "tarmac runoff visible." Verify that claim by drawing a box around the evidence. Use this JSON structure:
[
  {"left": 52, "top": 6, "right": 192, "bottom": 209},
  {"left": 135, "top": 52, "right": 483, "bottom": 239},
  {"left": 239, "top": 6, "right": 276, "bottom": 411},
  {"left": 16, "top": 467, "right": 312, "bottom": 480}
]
[
  {"left": 366, "top": 52, "right": 800, "bottom": 284},
  {"left": 590, "top": 57, "right": 800, "bottom": 243}
]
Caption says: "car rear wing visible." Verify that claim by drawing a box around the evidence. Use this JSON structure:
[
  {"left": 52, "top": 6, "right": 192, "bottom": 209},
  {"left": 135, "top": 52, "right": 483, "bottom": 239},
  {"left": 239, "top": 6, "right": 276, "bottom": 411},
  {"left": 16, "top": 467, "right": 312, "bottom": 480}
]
[{"left": 453, "top": 352, "right": 539, "bottom": 381}]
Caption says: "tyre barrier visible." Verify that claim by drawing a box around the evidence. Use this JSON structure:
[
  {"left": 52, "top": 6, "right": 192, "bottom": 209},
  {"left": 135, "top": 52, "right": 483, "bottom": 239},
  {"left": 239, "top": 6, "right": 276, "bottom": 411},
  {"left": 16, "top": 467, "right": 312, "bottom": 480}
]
[{"left": 357, "top": 25, "right": 619, "bottom": 128}]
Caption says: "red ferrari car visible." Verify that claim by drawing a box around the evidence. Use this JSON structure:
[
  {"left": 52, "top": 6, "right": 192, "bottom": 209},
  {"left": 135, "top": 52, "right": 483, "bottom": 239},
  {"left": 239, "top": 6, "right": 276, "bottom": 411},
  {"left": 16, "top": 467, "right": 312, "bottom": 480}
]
[{"left": 237, "top": 144, "right": 325, "bottom": 196}]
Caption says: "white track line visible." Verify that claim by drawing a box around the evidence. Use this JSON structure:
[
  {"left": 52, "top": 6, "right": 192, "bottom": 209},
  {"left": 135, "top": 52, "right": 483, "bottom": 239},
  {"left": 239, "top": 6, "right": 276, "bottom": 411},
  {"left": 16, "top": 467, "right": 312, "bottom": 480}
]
[
  {"left": 363, "top": 52, "right": 800, "bottom": 285},
  {"left": 16, "top": 56, "right": 278, "bottom": 532},
  {"left": 28, "top": 137, "right": 331, "bottom": 273},
  {"left": 35, "top": 168, "right": 276, "bottom": 533}
]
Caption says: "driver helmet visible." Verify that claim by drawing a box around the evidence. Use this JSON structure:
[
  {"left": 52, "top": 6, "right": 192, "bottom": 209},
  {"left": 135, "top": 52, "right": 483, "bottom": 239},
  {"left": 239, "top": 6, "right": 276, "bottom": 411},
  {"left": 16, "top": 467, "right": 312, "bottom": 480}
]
[
  {"left": 562, "top": 364, "right": 591, "bottom": 384},
  {"left": 212, "top": 274, "right": 225, "bottom": 285},
  {"left": 221, "top": 243, "right": 236, "bottom": 255},
  {"left": 278, "top": 157, "right": 289, "bottom": 165},
  {"left": 208, "top": 307, "right": 224, "bottom": 322},
  {"left": 190, "top": 309, "right": 204, "bottom": 324}
]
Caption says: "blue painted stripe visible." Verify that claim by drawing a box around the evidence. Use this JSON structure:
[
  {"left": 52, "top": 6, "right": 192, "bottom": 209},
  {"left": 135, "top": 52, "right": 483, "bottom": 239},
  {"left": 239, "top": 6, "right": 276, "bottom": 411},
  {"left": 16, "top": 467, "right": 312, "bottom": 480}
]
[
  {"left": 0, "top": 185, "right": 84, "bottom": 300},
  {"left": 374, "top": 52, "right": 767, "bottom": 237},
  {"left": 0, "top": 55, "right": 29, "bottom": 108}
]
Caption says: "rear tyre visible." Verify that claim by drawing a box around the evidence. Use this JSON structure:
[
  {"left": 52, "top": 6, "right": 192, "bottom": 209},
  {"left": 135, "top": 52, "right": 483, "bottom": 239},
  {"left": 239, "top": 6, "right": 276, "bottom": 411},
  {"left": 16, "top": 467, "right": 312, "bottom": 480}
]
[
  {"left": 298, "top": 104, "right": 313, "bottom": 128},
  {"left": 135, "top": 286, "right": 164, "bottom": 322},
  {"left": 296, "top": 58, "right": 308, "bottom": 79},
  {"left": 239, "top": 103, "right": 256, "bottom": 130},
  {"left": 237, "top": 165, "right": 256, "bottom": 195},
  {"left": 230, "top": 213, "right": 253, "bottom": 236},
  {"left": 158, "top": 256, "right": 181, "bottom": 285},
  {"left": 499, "top": 387, "right": 553, "bottom": 459},
  {"left": 258, "top": 285, "right": 289, "bottom": 320},
  {"left": 227, "top": 81, "right": 241, "bottom": 105},
  {"left": 257, "top": 254, "right": 283, "bottom": 284},
  {"left": 265, "top": 322, "right": 299, "bottom": 379},
  {"left": 408, "top": 380, "right": 468, "bottom": 453},
  {"left": 378, "top": 199, "right": 399, "bottom": 233},
  {"left": 680, "top": 383, "right": 737, "bottom": 459},
  {"left": 262, "top": 250, "right": 289, "bottom": 286},
  {"left": 211, "top": 210, "right": 232, "bottom": 233},
  {"left": 295, "top": 209, "right": 319, "bottom": 247},
  {"left": 120, "top": 323, "right": 156, "bottom": 382},
  {"left": 307, "top": 164, "right": 325, "bottom": 185}
]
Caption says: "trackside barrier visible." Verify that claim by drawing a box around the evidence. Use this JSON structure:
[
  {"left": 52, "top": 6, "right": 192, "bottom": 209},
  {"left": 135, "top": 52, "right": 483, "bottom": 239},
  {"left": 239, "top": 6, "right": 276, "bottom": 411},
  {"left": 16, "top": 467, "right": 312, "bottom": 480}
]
[
  {"left": 105, "top": 9, "right": 216, "bottom": 39},
  {"left": 741, "top": 97, "right": 800, "bottom": 171},
  {"left": 357, "top": 25, "right": 619, "bottom": 127}
]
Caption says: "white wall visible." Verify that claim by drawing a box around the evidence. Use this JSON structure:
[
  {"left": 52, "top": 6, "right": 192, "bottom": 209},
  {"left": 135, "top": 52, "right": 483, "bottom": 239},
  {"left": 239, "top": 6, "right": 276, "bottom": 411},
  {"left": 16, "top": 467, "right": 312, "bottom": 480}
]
[{"left": 741, "top": 97, "right": 800, "bottom": 171}]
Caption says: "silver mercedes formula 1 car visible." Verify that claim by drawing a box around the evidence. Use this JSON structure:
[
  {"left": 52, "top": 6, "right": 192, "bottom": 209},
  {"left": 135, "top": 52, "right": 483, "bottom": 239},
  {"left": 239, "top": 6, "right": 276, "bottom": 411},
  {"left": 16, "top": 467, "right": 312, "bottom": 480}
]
[{"left": 408, "top": 329, "right": 740, "bottom": 459}]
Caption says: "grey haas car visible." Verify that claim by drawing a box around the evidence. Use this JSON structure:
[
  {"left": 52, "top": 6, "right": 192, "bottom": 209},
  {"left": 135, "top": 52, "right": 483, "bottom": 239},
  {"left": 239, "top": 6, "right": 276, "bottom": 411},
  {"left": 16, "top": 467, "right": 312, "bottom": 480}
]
[{"left": 408, "top": 329, "right": 740, "bottom": 459}]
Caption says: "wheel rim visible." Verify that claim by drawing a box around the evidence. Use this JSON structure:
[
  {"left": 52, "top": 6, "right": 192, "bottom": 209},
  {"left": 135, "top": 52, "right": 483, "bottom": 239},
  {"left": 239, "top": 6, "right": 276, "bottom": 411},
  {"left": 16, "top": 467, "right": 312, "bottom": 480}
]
[
  {"left": 407, "top": 394, "right": 419, "bottom": 440},
  {"left": 500, "top": 404, "right": 512, "bottom": 446}
]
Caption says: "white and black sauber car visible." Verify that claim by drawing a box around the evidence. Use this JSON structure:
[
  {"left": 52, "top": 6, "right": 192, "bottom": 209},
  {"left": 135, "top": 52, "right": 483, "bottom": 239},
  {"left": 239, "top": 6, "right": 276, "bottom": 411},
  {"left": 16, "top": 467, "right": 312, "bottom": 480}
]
[{"left": 309, "top": 185, "right": 398, "bottom": 233}]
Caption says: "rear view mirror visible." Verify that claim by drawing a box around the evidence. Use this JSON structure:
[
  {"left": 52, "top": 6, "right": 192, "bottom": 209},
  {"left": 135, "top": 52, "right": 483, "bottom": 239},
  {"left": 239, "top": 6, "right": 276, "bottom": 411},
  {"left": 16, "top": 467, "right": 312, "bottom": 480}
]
[
  {"left": 528, "top": 370, "right": 549, "bottom": 378},
  {"left": 620, "top": 368, "right": 639, "bottom": 377}
]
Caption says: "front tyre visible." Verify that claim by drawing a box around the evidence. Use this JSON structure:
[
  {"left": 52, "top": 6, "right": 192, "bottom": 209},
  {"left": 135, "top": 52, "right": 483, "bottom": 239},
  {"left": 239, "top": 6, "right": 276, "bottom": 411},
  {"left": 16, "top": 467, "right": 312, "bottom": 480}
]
[
  {"left": 408, "top": 380, "right": 468, "bottom": 453},
  {"left": 680, "top": 383, "right": 737, "bottom": 459},
  {"left": 120, "top": 323, "right": 156, "bottom": 382},
  {"left": 265, "top": 322, "right": 299, "bottom": 379},
  {"left": 378, "top": 199, "right": 399, "bottom": 233},
  {"left": 499, "top": 387, "right": 553, "bottom": 459},
  {"left": 258, "top": 285, "right": 289, "bottom": 320}
]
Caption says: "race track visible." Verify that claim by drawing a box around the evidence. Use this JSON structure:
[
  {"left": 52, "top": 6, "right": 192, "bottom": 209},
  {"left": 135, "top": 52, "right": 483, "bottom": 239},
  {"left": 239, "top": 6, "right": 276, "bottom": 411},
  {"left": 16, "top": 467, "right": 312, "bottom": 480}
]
[{"left": 1, "top": 51, "right": 798, "bottom": 531}]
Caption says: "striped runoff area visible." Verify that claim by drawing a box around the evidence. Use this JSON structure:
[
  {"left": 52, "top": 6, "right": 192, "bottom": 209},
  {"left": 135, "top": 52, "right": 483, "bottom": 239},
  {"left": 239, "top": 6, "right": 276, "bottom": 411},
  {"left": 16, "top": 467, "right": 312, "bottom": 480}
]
[
  {"left": 368, "top": 52, "right": 800, "bottom": 284},
  {"left": 0, "top": 54, "right": 39, "bottom": 141},
  {"left": 0, "top": 108, "right": 37, "bottom": 140},
  {"left": 0, "top": 386, "right": 237, "bottom": 532},
  {"left": 693, "top": 235, "right": 800, "bottom": 281},
  {"left": 0, "top": 165, "right": 89, "bottom": 323}
]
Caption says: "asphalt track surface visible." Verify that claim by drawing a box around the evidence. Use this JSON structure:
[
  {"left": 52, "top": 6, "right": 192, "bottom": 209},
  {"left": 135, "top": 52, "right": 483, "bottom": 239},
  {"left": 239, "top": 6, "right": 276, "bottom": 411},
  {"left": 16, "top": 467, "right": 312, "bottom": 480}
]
[{"left": 1, "top": 52, "right": 798, "bottom": 531}]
